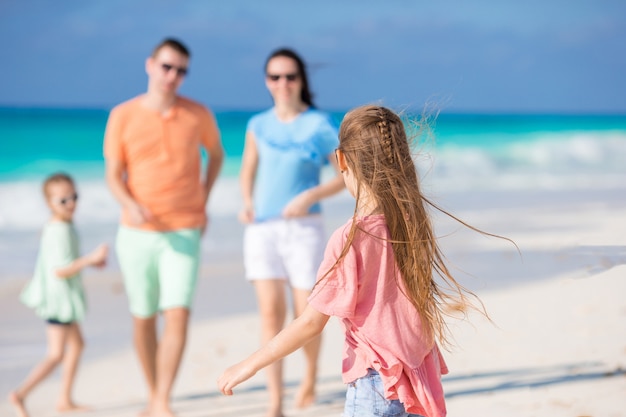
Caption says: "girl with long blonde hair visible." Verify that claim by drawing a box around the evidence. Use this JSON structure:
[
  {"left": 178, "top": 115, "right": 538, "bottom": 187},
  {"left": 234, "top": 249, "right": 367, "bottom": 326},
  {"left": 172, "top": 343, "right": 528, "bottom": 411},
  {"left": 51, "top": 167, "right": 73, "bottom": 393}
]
[{"left": 219, "top": 104, "right": 493, "bottom": 417}]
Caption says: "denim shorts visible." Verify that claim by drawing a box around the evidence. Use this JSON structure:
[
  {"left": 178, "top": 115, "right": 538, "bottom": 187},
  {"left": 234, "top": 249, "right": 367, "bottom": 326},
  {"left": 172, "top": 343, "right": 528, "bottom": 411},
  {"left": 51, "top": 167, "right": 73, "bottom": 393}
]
[{"left": 343, "top": 369, "right": 425, "bottom": 417}]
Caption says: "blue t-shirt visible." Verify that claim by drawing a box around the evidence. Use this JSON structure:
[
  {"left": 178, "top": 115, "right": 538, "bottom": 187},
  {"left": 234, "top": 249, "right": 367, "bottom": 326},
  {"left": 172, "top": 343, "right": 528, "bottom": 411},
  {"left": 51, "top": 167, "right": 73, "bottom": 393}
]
[{"left": 247, "top": 108, "right": 339, "bottom": 221}]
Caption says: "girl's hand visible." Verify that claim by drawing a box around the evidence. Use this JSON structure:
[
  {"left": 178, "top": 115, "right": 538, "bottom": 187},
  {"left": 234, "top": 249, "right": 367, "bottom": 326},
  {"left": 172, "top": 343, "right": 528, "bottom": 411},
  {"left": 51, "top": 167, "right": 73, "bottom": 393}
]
[
  {"left": 218, "top": 307, "right": 329, "bottom": 396},
  {"left": 217, "top": 361, "right": 257, "bottom": 396},
  {"left": 282, "top": 191, "right": 314, "bottom": 218},
  {"left": 89, "top": 244, "right": 108, "bottom": 268}
]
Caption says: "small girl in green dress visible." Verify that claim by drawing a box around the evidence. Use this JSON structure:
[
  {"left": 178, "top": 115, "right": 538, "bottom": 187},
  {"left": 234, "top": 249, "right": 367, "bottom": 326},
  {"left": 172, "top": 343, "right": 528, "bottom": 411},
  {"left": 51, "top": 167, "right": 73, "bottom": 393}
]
[{"left": 8, "top": 173, "right": 108, "bottom": 417}]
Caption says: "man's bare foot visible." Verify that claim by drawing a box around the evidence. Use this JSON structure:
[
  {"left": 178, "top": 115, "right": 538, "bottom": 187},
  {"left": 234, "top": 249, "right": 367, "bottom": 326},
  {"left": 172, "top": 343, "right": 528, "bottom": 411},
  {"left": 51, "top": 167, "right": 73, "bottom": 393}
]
[
  {"left": 294, "top": 380, "right": 316, "bottom": 409},
  {"left": 8, "top": 391, "right": 29, "bottom": 417},
  {"left": 56, "top": 402, "right": 91, "bottom": 413}
]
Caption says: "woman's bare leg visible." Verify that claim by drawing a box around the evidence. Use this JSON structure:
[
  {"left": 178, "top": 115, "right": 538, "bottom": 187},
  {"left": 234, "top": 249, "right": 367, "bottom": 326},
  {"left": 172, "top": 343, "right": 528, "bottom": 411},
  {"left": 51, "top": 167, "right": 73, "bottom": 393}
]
[
  {"left": 254, "top": 279, "right": 287, "bottom": 417},
  {"left": 292, "top": 287, "right": 320, "bottom": 409}
]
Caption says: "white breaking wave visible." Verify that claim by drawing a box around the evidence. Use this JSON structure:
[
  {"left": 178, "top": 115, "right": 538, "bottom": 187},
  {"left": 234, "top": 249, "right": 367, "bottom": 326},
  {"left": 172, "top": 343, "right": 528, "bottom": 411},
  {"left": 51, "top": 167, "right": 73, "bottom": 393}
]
[
  {"left": 1, "top": 131, "right": 625, "bottom": 232},
  {"left": 417, "top": 130, "right": 626, "bottom": 192}
]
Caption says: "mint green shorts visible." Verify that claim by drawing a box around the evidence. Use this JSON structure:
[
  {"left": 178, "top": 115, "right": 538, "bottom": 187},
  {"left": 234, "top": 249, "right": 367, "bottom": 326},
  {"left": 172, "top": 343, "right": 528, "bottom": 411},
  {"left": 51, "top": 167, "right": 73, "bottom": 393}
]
[{"left": 116, "top": 226, "right": 201, "bottom": 318}]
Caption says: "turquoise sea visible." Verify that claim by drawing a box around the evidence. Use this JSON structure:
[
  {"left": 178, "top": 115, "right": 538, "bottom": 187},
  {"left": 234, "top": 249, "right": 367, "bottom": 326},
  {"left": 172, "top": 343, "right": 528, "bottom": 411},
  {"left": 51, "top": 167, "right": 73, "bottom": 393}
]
[
  {"left": 1, "top": 107, "right": 625, "bottom": 277},
  {"left": 2, "top": 107, "right": 626, "bottom": 181}
]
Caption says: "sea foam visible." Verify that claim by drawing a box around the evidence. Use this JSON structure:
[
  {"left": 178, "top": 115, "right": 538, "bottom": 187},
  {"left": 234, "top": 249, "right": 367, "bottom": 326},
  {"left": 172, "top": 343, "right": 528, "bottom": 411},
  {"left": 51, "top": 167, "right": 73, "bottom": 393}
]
[{"left": 2, "top": 130, "right": 625, "bottom": 231}]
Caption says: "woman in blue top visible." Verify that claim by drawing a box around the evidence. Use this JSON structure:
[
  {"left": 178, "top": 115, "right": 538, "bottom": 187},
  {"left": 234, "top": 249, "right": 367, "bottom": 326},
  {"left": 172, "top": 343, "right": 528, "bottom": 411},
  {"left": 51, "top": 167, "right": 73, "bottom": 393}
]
[{"left": 239, "top": 48, "right": 345, "bottom": 417}]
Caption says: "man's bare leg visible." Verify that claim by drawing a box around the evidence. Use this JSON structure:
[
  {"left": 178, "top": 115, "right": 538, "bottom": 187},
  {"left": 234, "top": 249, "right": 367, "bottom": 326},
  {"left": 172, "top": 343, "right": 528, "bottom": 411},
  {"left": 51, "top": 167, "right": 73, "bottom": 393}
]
[
  {"left": 254, "top": 280, "right": 287, "bottom": 417},
  {"left": 292, "top": 287, "right": 320, "bottom": 409},
  {"left": 133, "top": 315, "right": 158, "bottom": 416},
  {"left": 147, "top": 307, "right": 189, "bottom": 417}
]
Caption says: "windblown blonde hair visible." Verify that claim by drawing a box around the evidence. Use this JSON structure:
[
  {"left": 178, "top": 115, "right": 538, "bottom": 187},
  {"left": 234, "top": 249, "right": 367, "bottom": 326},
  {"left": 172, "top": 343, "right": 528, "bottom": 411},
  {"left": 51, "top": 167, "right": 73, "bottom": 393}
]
[{"left": 329, "top": 104, "right": 501, "bottom": 348}]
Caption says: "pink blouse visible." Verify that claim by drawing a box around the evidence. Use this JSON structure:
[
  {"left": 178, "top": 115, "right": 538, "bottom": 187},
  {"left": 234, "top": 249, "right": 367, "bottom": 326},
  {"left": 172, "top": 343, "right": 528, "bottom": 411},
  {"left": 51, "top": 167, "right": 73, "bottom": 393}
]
[{"left": 309, "top": 215, "right": 448, "bottom": 417}]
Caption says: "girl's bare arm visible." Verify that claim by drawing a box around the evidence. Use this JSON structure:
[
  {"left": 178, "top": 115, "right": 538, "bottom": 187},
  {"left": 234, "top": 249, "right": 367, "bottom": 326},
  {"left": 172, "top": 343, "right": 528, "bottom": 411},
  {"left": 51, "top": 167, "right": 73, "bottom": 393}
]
[
  {"left": 217, "top": 305, "right": 329, "bottom": 395},
  {"left": 55, "top": 244, "right": 108, "bottom": 278}
]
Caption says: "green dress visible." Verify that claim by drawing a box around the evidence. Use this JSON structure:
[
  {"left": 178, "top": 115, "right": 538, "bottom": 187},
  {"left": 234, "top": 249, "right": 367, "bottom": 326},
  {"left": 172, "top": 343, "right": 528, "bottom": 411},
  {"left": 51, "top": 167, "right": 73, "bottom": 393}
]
[{"left": 20, "top": 221, "right": 87, "bottom": 322}]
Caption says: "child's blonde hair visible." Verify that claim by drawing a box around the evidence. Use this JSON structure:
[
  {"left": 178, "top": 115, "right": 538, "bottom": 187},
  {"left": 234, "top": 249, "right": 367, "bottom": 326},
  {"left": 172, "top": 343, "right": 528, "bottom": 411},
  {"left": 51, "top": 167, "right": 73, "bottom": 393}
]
[
  {"left": 329, "top": 104, "right": 495, "bottom": 348},
  {"left": 42, "top": 172, "right": 74, "bottom": 198}
]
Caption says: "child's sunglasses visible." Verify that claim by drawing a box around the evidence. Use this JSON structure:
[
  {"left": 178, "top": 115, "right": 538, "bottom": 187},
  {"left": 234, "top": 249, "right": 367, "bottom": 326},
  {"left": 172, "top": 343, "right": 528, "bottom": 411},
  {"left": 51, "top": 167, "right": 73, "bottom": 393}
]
[{"left": 57, "top": 193, "right": 79, "bottom": 206}]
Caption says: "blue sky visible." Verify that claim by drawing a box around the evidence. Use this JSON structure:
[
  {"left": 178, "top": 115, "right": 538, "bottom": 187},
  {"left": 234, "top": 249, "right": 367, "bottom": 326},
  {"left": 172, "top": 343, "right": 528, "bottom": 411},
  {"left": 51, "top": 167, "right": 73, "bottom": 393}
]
[{"left": 1, "top": 0, "right": 625, "bottom": 112}]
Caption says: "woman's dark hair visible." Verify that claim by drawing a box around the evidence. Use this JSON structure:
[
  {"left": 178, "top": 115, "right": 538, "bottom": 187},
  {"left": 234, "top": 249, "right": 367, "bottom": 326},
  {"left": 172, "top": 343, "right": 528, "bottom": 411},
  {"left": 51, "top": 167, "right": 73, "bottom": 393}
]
[{"left": 265, "top": 48, "right": 315, "bottom": 107}]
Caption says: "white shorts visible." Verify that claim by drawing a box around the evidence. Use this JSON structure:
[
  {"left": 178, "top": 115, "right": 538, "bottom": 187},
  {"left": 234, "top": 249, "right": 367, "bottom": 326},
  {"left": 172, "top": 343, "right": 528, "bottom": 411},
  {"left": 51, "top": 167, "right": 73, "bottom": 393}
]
[{"left": 243, "top": 215, "right": 325, "bottom": 290}]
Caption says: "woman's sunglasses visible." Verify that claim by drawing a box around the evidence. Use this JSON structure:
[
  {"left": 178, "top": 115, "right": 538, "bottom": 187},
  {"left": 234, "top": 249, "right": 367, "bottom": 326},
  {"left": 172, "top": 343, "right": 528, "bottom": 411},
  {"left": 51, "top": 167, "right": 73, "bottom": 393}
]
[{"left": 266, "top": 73, "right": 299, "bottom": 82}]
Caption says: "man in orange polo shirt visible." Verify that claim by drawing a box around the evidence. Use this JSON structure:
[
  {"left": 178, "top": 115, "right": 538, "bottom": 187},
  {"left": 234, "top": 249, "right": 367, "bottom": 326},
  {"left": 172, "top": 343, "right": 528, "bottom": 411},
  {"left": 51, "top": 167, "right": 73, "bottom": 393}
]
[{"left": 104, "top": 38, "right": 224, "bottom": 417}]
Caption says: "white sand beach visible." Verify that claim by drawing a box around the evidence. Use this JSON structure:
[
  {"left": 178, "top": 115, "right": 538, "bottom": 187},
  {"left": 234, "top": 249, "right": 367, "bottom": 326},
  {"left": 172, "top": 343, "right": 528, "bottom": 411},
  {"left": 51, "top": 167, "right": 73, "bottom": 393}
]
[{"left": 1, "top": 184, "right": 625, "bottom": 417}]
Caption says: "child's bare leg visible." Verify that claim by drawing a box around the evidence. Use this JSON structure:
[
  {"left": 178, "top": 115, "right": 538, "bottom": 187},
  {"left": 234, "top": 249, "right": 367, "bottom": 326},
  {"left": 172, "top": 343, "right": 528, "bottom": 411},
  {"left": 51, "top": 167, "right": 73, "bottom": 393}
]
[
  {"left": 10, "top": 324, "right": 68, "bottom": 417},
  {"left": 57, "top": 323, "right": 89, "bottom": 412},
  {"left": 292, "top": 288, "right": 319, "bottom": 409},
  {"left": 8, "top": 391, "right": 29, "bottom": 417},
  {"left": 255, "top": 280, "right": 287, "bottom": 417}
]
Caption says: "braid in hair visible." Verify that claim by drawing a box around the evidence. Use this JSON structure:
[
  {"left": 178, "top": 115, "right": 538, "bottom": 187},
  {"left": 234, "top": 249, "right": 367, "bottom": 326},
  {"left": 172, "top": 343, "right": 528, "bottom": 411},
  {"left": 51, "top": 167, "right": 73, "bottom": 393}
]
[
  {"left": 376, "top": 108, "right": 394, "bottom": 165},
  {"left": 319, "top": 104, "right": 503, "bottom": 349}
]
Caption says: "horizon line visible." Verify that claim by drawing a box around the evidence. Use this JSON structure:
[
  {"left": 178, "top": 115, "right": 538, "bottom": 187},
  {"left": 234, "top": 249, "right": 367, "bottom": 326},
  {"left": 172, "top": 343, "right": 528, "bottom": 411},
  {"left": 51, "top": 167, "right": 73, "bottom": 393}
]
[{"left": 1, "top": 104, "right": 626, "bottom": 117}]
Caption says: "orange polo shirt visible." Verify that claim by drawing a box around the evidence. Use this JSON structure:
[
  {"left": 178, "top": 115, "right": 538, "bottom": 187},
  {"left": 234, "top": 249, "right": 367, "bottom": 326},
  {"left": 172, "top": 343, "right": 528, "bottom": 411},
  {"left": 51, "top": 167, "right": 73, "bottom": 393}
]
[{"left": 103, "top": 95, "right": 221, "bottom": 231}]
